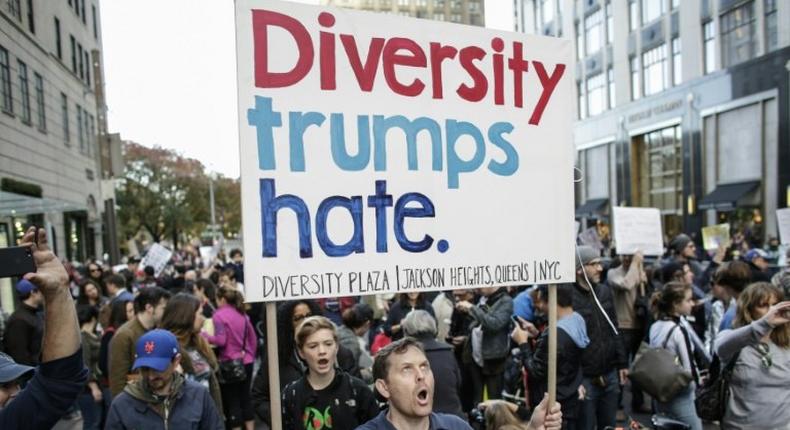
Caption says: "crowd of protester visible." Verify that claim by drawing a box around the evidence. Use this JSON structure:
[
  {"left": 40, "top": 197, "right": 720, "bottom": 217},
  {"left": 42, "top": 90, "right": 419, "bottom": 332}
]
[{"left": 0, "top": 225, "right": 788, "bottom": 430}]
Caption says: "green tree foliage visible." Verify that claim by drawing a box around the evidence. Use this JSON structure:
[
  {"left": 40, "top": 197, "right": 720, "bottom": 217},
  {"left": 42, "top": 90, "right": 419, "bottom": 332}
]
[{"left": 116, "top": 142, "right": 240, "bottom": 248}]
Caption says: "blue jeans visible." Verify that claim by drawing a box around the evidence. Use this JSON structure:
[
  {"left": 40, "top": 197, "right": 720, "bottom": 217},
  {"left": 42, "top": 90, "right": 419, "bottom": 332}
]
[
  {"left": 579, "top": 370, "right": 619, "bottom": 430},
  {"left": 655, "top": 386, "right": 702, "bottom": 430}
]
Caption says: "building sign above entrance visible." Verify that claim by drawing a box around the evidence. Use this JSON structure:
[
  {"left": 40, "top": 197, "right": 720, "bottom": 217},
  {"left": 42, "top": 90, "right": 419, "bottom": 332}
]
[{"left": 627, "top": 99, "right": 683, "bottom": 124}]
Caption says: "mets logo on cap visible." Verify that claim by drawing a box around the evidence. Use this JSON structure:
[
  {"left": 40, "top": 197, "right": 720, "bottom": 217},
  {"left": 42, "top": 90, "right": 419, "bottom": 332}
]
[{"left": 132, "top": 329, "right": 180, "bottom": 372}]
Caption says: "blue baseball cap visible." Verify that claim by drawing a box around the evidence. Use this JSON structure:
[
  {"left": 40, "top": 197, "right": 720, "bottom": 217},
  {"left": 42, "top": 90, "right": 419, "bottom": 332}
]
[
  {"left": 132, "top": 329, "right": 180, "bottom": 372},
  {"left": 15, "top": 279, "right": 37, "bottom": 295},
  {"left": 0, "top": 352, "right": 34, "bottom": 384}
]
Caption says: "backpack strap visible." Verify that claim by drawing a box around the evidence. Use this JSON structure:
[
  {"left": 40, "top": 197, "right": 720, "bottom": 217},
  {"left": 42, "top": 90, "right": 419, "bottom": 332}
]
[{"left": 661, "top": 323, "right": 679, "bottom": 349}]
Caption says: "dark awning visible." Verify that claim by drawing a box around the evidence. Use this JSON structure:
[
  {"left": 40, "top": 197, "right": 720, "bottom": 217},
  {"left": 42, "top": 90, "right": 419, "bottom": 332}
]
[
  {"left": 698, "top": 180, "right": 760, "bottom": 211},
  {"left": 575, "top": 198, "right": 609, "bottom": 217}
]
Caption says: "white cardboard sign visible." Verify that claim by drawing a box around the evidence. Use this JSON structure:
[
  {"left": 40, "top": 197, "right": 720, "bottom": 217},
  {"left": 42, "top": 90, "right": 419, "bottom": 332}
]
[
  {"left": 235, "top": 0, "right": 575, "bottom": 301},
  {"left": 140, "top": 243, "right": 173, "bottom": 277},
  {"left": 612, "top": 207, "right": 664, "bottom": 256},
  {"left": 778, "top": 208, "right": 790, "bottom": 246}
]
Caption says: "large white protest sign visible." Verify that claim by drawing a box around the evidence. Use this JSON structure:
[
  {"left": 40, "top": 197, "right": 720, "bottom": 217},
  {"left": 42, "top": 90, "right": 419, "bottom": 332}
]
[
  {"left": 778, "top": 208, "right": 790, "bottom": 245},
  {"left": 612, "top": 207, "right": 664, "bottom": 256},
  {"left": 235, "top": 0, "right": 575, "bottom": 301},
  {"left": 140, "top": 243, "right": 173, "bottom": 277}
]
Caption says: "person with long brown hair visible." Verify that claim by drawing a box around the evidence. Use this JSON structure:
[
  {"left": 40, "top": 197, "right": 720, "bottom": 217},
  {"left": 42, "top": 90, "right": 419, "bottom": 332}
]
[
  {"left": 202, "top": 287, "right": 257, "bottom": 430},
  {"left": 715, "top": 282, "right": 790, "bottom": 429},
  {"left": 483, "top": 400, "right": 529, "bottom": 430},
  {"left": 648, "top": 282, "right": 706, "bottom": 430},
  {"left": 160, "top": 293, "right": 223, "bottom": 414}
]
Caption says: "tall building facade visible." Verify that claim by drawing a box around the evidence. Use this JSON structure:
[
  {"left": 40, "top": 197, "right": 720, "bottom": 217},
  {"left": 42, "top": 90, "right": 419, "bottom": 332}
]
[
  {"left": 514, "top": 0, "right": 790, "bottom": 242},
  {"left": 0, "top": 0, "right": 117, "bottom": 312},
  {"left": 320, "top": 0, "right": 485, "bottom": 26}
]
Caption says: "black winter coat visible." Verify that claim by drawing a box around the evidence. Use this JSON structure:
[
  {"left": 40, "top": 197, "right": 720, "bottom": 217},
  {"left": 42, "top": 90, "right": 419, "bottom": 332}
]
[
  {"left": 521, "top": 329, "right": 584, "bottom": 419},
  {"left": 572, "top": 282, "right": 627, "bottom": 377}
]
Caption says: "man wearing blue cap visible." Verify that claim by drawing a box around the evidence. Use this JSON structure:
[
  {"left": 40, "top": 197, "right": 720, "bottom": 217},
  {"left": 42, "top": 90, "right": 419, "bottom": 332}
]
[
  {"left": 3, "top": 279, "right": 44, "bottom": 366},
  {"left": 105, "top": 329, "right": 223, "bottom": 429},
  {"left": 0, "top": 227, "right": 89, "bottom": 429}
]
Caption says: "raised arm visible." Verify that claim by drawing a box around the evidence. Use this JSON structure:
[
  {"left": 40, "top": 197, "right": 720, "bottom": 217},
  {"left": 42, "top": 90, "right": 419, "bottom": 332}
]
[{"left": 22, "top": 227, "right": 80, "bottom": 362}]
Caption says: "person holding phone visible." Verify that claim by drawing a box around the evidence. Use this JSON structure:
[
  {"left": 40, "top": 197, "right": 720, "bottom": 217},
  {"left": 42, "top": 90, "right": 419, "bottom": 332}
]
[
  {"left": 715, "top": 282, "right": 790, "bottom": 429},
  {"left": 0, "top": 227, "right": 89, "bottom": 429}
]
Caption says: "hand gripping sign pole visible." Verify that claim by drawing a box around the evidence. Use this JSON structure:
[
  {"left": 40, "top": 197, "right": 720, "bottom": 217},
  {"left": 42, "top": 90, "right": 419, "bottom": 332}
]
[
  {"left": 266, "top": 302, "right": 282, "bottom": 430},
  {"left": 547, "top": 284, "right": 558, "bottom": 410}
]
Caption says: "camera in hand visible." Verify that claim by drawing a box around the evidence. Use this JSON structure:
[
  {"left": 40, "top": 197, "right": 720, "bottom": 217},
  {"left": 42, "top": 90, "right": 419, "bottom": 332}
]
[{"left": 0, "top": 246, "right": 36, "bottom": 278}]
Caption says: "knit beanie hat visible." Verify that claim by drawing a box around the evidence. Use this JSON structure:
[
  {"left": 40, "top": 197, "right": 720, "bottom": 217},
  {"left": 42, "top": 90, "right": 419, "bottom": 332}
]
[
  {"left": 669, "top": 234, "right": 692, "bottom": 254},
  {"left": 576, "top": 246, "right": 600, "bottom": 270}
]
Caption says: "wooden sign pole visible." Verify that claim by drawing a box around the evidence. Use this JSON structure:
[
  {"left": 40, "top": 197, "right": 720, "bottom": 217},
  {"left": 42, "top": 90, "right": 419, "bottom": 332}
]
[
  {"left": 547, "top": 283, "right": 557, "bottom": 409},
  {"left": 266, "top": 302, "right": 282, "bottom": 430}
]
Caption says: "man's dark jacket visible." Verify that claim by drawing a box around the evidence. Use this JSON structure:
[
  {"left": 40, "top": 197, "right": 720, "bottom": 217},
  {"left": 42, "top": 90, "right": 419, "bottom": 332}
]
[
  {"left": 572, "top": 282, "right": 627, "bottom": 377},
  {"left": 521, "top": 328, "right": 584, "bottom": 420},
  {"left": 3, "top": 303, "right": 43, "bottom": 366},
  {"left": 0, "top": 348, "right": 89, "bottom": 429}
]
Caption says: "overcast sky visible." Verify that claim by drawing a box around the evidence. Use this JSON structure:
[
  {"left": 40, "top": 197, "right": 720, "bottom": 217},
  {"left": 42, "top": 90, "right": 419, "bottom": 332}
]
[{"left": 101, "top": 0, "right": 512, "bottom": 178}]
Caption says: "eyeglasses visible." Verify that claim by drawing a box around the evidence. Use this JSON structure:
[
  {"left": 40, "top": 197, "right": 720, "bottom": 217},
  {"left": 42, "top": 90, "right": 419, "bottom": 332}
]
[
  {"left": 756, "top": 342, "right": 772, "bottom": 369},
  {"left": 293, "top": 314, "right": 311, "bottom": 323},
  {"left": 90, "top": 268, "right": 101, "bottom": 273}
]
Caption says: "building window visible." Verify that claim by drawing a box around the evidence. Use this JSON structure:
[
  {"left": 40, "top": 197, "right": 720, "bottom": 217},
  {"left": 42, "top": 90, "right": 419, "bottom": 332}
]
[
  {"left": 587, "top": 73, "right": 605, "bottom": 116},
  {"left": 61, "top": 92, "right": 69, "bottom": 143},
  {"left": 76, "top": 104, "right": 84, "bottom": 152},
  {"left": 540, "top": 0, "right": 554, "bottom": 25},
  {"left": 632, "top": 125, "right": 683, "bottom": 235},
  {"left": 26, "top": 0, "right": 34, "bottom": 33},
  {"left": 630, "top": 56, "right": 640, "bottom": 100},
  {"left": 576, "top": 22, "right": 584, "bottom": 59},
  {"left": 765, "top": 0, "right": 777, "bottom": 52},
  {"left": 641, "top": 0, "right": 665, "bottom": 25},
  {"left": 671, "top": 0, "right": 679, "bottom": 10},
  {"left": 703, "top": 21, "right": 716, "bottom": 74},
  {"left": 671, "top": 37, "right": 681, "bottom": 85},
  {"left": 607, "top": 66, "right": 615, "bottom": 108},
  {"left": 34, "top": 72, "right": 45, "bottom": 131},
  {"left": 605, "top": 1, "right": 613, "bottom": 44},
  {"left": 642, "top": 43, "right": 667, "bottom": 96},
  {"left": 70, "top": 35, "right": 77, "bottom": 73},
  {"left": 78, "top": 44, "right": 84, "bottom": 80},
  {"left": 629, "top": 1, "right": 638, "bottom": 31},
  {"left": 92, "top": 5, "right": 98, "bottom": 39},
  {"left": 83, "top": 110, "right": 91, "bottom": 156},
  {"left": 88, "top": 114, "right": 95, "bottom": 155},
  {"left": 585, "top": 9, "right": 602, "bottom": 55},
  {"left": 54, "top": 17, "right": 62, "bottom": 59},
  {"left": 720, "top": 1, "right": 756, "bottom": 68},
  {"left": 0, "top": 46, "right": 11, "bottom": 113},
  {"left": 7, "top": 0, "right": 21, "bottom": 21},
  {"left": 84, "top": 50, "right": 91, "bottom": 86},
  {"left": 80, "top": 0, "right": 86, "bottom": 24},
  {"left": 577, "top": 81, "right": 586, "bottom": 120},
  {"left": 18, "top": 60, "right": 31, "bottom": 124}
]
